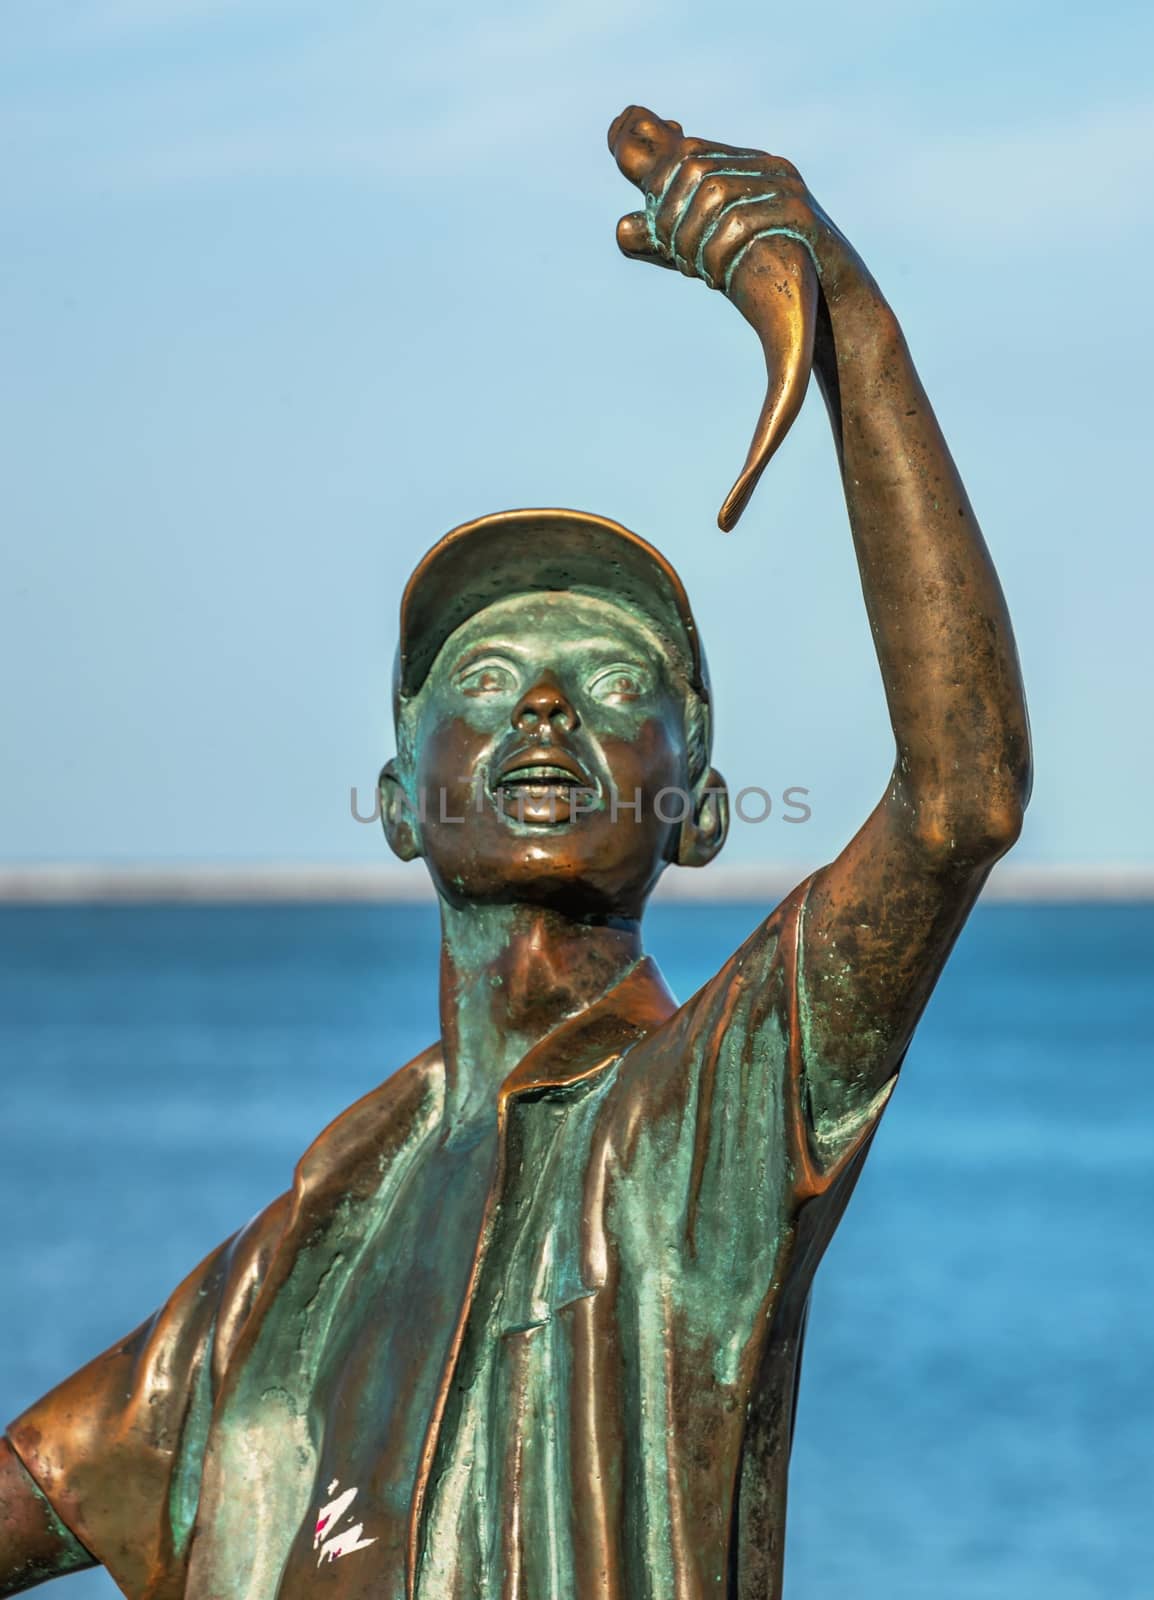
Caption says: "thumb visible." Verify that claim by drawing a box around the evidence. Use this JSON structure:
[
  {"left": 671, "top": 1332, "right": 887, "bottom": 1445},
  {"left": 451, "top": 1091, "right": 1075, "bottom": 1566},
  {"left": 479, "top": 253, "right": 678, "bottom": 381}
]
[{"left": 615, "top": 211, "right": 671, "bottom": 267}]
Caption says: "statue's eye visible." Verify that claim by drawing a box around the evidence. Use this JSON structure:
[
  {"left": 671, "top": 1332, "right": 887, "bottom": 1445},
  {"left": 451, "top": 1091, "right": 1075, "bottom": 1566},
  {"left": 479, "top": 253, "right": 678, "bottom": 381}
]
[
  {"left": 588, "top": 664, "right": 650, "bottom": 704},
  {"left": 456, "top": 660, "right": 518, "bottom": 697}
]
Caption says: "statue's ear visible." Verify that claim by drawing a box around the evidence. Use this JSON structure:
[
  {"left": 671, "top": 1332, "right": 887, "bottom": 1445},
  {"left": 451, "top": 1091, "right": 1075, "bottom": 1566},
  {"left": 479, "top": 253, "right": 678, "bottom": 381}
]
[
  {"left": 379, "top": 759, "right": 421, "bottom": 863},
  {"left": 676, "top": 766, "right": 729, "bottom": 869}
]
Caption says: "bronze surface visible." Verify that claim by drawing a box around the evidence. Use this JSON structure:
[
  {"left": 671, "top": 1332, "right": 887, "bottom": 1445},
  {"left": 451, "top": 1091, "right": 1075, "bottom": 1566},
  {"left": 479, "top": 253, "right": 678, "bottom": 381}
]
[{"left": 1, "top": 108, "right": 1030, "bottom": 1600}]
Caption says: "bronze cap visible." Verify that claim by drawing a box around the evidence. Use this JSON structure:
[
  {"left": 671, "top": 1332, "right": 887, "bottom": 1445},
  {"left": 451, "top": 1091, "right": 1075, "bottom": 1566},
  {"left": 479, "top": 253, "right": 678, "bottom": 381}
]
[{"left": 394, "top": 508, "right": 709, "bottom": 712}]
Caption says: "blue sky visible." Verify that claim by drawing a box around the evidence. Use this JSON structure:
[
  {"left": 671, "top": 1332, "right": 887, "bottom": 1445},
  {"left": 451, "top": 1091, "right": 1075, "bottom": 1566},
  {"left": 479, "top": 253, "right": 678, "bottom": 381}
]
[{"left": 2, "top": 0, "right": 1152, "bottom": 872}]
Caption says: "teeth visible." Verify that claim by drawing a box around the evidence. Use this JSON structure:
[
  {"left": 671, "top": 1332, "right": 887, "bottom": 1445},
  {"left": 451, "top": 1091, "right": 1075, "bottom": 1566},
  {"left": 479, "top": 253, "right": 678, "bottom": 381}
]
[
  {"left": 500, "top": 766, "right": 577, "bottom": 786},
  {"left": 505, "top": 783, "right": 573, "bottom": 799}
]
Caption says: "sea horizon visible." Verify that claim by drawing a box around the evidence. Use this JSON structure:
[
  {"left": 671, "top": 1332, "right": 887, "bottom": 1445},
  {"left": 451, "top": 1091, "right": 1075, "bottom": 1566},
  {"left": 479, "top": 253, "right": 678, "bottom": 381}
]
[{"left": 3, "top": 859, "right": 1154, "bottom": 903}]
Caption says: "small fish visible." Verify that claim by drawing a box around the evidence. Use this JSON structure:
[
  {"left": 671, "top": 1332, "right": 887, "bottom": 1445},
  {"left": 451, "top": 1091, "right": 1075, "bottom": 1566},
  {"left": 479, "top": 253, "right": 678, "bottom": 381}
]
[{"left": 608, "top": 106, "right": 818, "bottom": 532}]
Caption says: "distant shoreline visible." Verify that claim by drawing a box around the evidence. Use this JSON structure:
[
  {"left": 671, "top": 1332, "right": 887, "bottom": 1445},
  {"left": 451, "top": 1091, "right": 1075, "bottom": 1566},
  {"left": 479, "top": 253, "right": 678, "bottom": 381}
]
[{"left": 3, "top": 863, "right": 1153, "bottom": 904}]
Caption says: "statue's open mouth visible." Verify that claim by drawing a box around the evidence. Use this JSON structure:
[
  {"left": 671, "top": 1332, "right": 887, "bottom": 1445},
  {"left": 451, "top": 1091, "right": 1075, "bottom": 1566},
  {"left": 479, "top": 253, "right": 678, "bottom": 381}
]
[{"left": 492, "top": 750, "right": 598, "bottom": 825}]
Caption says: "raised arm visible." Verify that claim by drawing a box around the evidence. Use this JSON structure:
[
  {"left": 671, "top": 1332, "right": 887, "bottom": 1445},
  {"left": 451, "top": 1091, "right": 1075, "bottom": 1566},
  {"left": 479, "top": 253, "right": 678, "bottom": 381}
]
[
  {"left": 609, "top": 108, "right": 1031, "bottom": 1121},
  {"left": 797, "top": 216, "right": 1031, "bottom": 1115},
  {"left": 0, "top": 1438, "right": 95, "bottom": 1596}
]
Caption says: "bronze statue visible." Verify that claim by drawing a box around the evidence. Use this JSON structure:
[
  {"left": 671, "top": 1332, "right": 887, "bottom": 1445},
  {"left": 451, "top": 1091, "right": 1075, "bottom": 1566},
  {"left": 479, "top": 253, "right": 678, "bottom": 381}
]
[{"left": 0, "top": 108, "right": 1031, "bottom": 1598}]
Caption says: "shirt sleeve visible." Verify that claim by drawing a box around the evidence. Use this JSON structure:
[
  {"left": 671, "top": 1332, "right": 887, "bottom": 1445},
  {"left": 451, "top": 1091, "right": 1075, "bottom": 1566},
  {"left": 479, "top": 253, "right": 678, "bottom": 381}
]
[
  {"left": 792, "top": 872, "right": 904, "bottom": 1181},
  {"left": 610, "top": 875, "right": 897, "bottom": 1308},
  {"left": 5, "top": 1194, "right": 288, "bottom": 1600}
]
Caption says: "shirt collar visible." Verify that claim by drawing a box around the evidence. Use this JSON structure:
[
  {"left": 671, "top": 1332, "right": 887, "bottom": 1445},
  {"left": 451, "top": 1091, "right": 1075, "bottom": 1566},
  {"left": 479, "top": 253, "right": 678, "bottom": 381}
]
[{"left": 498, "top": 954, "right": 678, "bottom": 1101}]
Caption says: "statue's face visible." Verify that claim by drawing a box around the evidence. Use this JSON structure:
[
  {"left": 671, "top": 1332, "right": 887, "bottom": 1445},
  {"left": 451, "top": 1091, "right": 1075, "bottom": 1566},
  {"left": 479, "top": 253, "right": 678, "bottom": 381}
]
[{"left": 396, "top": 591, "right": 695, "bottom": 916}]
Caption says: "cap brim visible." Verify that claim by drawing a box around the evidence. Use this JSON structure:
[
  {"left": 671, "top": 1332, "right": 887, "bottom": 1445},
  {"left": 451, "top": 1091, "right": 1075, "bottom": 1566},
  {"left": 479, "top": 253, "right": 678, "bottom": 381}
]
[{"left": 396, "top": 508, "right": 707, "bottom": 705}]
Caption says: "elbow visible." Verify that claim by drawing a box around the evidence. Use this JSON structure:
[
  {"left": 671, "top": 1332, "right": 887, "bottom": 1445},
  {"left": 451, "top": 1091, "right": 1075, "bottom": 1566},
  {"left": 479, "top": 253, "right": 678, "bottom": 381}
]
[
  {"left": 906, "top": 768, "right": 1031, "bottom": 873},
  {"left": 993, "top": 734, "right": 1034, "bottom": 852},
  {"left": 983, "top": 743, "right": 1033, "bottom": 856},
  {"left": 913, "top": 813, "right": 1022, "bottom": 874},
  {"left": 901, "top": 715, "right": 1033, "bottom": 872},
  {"left": 980, "top": 789, "right": 1028, "bottom": 858}
]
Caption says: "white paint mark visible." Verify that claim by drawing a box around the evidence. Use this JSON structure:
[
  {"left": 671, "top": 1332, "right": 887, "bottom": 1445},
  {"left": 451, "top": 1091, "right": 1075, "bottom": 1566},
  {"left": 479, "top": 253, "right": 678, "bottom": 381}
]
[
  {"left": 313, "top": 1480, "right": 377, "bottom": 1566},
  {"left": 318, "top": 1522, "right": 377, "bottom": 1564}
]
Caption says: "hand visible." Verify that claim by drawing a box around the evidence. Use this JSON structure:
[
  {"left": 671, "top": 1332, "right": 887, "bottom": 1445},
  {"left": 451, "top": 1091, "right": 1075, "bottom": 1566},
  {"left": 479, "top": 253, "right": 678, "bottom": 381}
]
[
  {"left": 607, "top": 106, "right": 864, "bottom": 529},
  {"left": 607, "top": 106, "right": 861, "bottom": 292}
]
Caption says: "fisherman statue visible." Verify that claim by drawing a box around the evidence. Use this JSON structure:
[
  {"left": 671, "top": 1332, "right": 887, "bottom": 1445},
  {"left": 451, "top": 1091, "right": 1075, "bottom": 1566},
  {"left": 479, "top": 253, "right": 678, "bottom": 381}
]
[{"left": 0, "top": 108, "right": 1030, "bottom": 1599}]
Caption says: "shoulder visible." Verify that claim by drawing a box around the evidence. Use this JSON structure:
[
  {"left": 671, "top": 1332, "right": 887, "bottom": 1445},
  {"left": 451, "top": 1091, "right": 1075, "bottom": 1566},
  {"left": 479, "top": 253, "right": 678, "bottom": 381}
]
[
  {"left": 293, "top": 1042, "right": 445, "bottom": 1201},
  {"left": 630, "top": 876, "right": 810, "bottom": 1067},
  {"left": 599, "top": 882, "right": 810, "bottom": 1159}
]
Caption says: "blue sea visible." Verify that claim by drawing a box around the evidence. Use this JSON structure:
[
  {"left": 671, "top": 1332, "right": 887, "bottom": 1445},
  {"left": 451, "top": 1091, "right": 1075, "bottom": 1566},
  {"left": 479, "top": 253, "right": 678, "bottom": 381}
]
[{"left": 2, "top": 901, "right": 1152, "bottom": 1599}]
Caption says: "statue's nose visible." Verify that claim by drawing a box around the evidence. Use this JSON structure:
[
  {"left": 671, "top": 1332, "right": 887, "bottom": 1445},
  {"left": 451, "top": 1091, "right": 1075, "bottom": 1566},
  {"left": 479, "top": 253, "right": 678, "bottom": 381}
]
[{"left": 512, "top": 676, "right": 579, "bottom": 735}]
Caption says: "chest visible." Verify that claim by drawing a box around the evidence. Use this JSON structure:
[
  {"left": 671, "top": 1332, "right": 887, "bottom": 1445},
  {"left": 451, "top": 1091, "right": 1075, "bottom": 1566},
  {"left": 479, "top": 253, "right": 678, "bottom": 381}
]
[{"left": 272, "top": 1134, "right": 497, "bottom": 1600}]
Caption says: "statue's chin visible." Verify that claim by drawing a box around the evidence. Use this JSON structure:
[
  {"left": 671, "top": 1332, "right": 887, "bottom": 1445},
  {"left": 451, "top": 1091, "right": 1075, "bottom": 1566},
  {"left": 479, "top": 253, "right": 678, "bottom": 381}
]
[{"left": 424, "top": 845, "right": 664, "bottom": 922}]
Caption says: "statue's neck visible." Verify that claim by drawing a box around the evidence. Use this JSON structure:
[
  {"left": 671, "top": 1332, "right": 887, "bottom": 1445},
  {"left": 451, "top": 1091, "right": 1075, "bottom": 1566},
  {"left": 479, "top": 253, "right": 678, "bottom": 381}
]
[{"left": 437, "top": 899, "right": 643, "bottom": 1133}]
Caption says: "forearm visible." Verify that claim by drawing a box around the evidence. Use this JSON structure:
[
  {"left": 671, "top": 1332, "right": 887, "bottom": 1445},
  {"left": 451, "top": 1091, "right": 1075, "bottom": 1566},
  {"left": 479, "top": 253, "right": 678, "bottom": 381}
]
[
  {"left": 0, "top": 1437, "right": 95, "bottom": 1597},
  {"left": 815, "top": 282, "right": 1032, "bottom": 862}
]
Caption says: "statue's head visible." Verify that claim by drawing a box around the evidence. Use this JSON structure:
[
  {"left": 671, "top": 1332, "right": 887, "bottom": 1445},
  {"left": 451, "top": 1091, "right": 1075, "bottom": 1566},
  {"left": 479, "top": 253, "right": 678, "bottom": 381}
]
[{"left": 380, "top": 510, "right": 729, "bottom": 919}]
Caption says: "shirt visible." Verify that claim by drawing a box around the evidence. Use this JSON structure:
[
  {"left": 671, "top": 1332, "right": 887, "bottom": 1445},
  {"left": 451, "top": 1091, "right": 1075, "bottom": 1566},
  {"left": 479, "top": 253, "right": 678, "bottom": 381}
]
[{"left": 7, "top": 876, "right": 897, "bottom": 1599}]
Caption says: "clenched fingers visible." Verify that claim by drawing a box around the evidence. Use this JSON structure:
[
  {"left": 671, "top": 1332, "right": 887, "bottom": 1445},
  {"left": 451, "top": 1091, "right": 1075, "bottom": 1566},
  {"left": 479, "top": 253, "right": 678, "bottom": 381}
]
[
  {"left": 699, "top": 195, "right": 815, "bottom": 290},
  {"left": 662, "top": 173, "right": 789, "bottom": 282}
]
